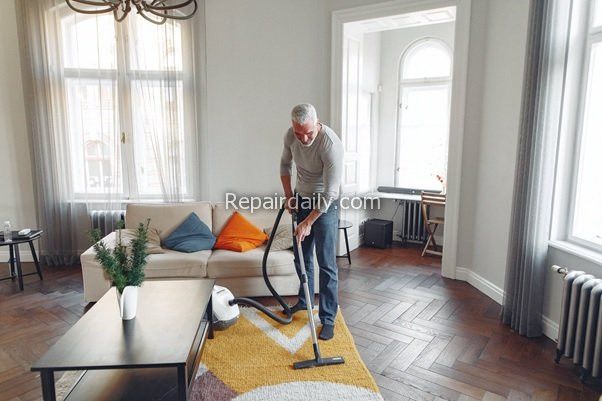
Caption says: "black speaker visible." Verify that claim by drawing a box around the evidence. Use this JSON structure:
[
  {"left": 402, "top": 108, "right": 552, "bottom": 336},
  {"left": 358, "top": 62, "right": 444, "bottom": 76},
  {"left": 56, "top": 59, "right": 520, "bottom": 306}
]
[{"left": 363, "top": 219, "right": 393, "bottom": 249}]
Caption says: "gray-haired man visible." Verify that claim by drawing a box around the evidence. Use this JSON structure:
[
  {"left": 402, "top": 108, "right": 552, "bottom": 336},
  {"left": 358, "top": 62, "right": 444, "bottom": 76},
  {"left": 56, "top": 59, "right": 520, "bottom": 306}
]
[{"left": 280, "top": 104, "right": 343, "bottom": 340}]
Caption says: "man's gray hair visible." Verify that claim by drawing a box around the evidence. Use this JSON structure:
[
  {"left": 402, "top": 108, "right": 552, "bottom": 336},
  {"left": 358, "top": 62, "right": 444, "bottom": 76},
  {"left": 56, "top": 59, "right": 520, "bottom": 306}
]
[{"left": 291, "top": 103, "right": 317, "bottom": 125}]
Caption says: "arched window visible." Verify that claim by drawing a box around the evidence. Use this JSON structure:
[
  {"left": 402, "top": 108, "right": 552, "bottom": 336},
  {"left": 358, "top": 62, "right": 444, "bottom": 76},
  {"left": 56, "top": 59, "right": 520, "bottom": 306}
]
[
  {"left": 401, "top": 39, "right": 452, "bottom": 80},
  {"left": 395, "top": 38, "right": 452, "bottom": 191}
]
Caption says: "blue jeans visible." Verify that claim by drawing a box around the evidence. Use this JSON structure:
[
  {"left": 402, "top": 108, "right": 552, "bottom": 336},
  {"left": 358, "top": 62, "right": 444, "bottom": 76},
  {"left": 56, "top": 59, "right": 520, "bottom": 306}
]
[{"left": 293, "top": 196, "right": 339, "bottom": 326}]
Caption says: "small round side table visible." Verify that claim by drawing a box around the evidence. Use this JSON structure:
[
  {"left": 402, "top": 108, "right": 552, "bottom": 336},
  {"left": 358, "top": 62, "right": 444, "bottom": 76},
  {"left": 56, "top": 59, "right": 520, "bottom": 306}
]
[{"left": 0, "top": 230, "right": 44, "bottom": 291}]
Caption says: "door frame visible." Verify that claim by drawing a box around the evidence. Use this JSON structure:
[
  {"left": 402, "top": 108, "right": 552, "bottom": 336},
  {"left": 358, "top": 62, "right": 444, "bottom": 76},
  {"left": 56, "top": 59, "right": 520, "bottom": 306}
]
[{"left": 331, "top": 0, "right": 472, "bottom": 279}]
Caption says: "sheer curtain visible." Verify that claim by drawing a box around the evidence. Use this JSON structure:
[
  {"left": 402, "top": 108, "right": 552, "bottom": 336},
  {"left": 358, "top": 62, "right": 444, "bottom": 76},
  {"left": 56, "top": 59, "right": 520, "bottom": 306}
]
[{"left": 17, "top": 0, "right": 201, "bottom": 265}]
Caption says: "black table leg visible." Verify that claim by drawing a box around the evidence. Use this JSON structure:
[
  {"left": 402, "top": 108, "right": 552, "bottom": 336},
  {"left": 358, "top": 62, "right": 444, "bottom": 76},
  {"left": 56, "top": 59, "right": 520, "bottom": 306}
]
[
  {"left": 14, "top": 245, "right": 24, "bottom": 291},
  {"left": 401, "top": 200, "right": 407, "bottom": 246},
  {"left": 29, "top": 241, "right": 43, "bottom": 280},
  {"left": 40, "top": 370, "right": 56, "bottom": 401},
  {"left": 207, "top": 294, "right": 214, "bottom": 339},
  {"left": 9, "top": 244, "right": 16, "bottom": 280},
  {"left": 177, "top": 364, "right": 188, "bottom": 401},
  {"left": 343, "top": 228, "right": 351, "bottom": 265}
]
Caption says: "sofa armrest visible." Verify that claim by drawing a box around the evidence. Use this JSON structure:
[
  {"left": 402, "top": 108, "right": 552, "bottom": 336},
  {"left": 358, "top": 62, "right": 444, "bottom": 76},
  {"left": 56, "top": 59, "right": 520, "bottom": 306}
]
[{"left": 81, "top": 231, "right": 117, "bottom": 303}]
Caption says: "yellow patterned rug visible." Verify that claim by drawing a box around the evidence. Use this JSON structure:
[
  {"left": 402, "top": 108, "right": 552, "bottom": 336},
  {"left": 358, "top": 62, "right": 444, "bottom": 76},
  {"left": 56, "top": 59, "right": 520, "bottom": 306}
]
[{"left": 189, "top": 307, "right": 384, "bottom": 401}]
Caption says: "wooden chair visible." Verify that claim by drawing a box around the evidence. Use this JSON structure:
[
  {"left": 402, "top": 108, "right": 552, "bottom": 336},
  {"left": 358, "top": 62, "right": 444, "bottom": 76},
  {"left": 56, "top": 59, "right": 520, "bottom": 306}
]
[{"left": 420, "top": 192, "right": 446, "bottom": 257}]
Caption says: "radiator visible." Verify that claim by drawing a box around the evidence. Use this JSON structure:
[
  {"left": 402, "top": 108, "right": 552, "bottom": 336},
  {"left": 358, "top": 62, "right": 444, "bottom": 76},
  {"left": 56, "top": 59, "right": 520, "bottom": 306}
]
[
  {"left": 90, "top": 210, "right": 125, "bottom": 237},
  {"left": 553, "top": 265, "right": 602, "bottom": 380},
  {"left": 400, "top": 200, "right": 427, "bottom": 243}
]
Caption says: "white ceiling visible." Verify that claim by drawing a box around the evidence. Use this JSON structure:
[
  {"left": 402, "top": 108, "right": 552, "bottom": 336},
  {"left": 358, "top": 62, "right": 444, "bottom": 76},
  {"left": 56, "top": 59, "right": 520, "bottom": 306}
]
[{"left": 346, "top": 6, "right": 456, "bottom": 34}]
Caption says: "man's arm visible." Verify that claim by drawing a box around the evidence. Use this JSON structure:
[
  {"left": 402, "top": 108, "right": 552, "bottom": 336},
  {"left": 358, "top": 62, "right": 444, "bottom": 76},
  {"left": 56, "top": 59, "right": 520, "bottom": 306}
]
[
  {"left": 317, "top": 136, "right": 343, "bottom": 213},
  {"left": 281, "top": 175, "right": 293, "bottom": 199},
  {"left": 280, "top": 133, "right": 295, "bottom": 212}
]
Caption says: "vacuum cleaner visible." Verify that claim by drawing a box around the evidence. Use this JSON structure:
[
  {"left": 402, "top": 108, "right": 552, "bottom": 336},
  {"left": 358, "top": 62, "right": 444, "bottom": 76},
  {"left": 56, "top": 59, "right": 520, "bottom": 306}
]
[{"left": 211, "top": 205, "right": 344, "bottom": 369}]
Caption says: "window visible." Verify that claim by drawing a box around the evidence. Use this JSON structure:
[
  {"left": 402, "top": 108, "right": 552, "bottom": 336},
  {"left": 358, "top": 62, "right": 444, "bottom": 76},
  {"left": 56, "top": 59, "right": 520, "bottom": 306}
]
[
  {"left": 59, "top": 11, "right": 195, "bottom": 199},
  {"left": 568, "top": 0, "right": 602, "bottom": 250},
  {"left": 395, "top": 39, "right": 451, "bottom": 191}
]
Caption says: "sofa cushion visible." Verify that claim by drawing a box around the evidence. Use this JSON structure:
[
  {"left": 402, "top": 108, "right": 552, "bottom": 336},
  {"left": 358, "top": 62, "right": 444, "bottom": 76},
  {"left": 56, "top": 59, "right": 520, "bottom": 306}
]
[
  {"left": 264, "top": 224, "right": 293, "bottom": 251},
  {"left": 163, "top": 213, "right": 216, "bottom": 253},
  {"left": 83, "top": 232, "right": 210, "bottom": 279},
  {"left": 206, "top": 248, "right": 295, "bottom": 278},
  {"left": 141, "top": 249, "right": 211, "bottom": 278},
  {"left": 126, "top": 202, "right": 213, "bottom": 240},
  {"left": 212, "top": 203, "right": 280, "bottom": 236},
  {"left": 214, "top": 211, "right": 268, "bottom": 252},
  {"left": 116, "top": 228, "right": 164, "bottom": 254}
]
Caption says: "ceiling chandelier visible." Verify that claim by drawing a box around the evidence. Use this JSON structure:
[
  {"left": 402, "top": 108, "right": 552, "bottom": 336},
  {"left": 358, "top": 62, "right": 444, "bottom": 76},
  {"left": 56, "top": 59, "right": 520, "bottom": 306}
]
[{"left": 65, "top": 0, "right": 198, "bottom": 24}]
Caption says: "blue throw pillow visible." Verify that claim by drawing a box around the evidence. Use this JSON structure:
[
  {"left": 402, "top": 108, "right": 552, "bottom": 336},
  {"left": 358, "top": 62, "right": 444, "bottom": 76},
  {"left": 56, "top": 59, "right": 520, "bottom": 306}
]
[{"left": 162, "top": 212, "right": 216, "bottom": 253}]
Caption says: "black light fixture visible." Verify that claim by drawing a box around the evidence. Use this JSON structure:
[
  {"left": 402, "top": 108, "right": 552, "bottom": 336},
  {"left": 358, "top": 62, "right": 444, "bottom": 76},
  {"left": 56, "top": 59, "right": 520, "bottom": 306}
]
[{"left": 65, "top": 0, "right": 198, "bottom": 25}]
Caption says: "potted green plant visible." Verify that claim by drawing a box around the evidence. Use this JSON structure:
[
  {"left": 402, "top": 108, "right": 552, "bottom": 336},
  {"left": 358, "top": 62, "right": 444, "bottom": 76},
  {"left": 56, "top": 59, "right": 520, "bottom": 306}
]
[{"left": 90, "top": 220, "right": 150, "bottom": 320}]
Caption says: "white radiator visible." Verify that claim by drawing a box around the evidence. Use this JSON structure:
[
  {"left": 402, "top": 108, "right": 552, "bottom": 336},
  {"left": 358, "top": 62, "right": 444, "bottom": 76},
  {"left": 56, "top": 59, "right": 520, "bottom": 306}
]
[
  {"left": 90, "top": 210, "right": 126, "bottom": 237},
  {"left": 553, "top": 265, "right": 602, "bottom": 380},
  {"left": 400, "top": 200, "right": 427, "bottom": 243}
]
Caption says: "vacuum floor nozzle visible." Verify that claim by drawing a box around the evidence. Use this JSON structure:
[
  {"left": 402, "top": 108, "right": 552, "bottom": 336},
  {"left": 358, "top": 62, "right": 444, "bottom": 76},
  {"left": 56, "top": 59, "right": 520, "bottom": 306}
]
[{"left": 293, "top": 356, "right": 345, "bottom": 370}]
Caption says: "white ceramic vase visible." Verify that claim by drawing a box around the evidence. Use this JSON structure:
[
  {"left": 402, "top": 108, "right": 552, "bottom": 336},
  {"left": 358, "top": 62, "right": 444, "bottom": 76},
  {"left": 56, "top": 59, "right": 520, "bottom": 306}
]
[{"left": 117, "top": 286, "right": 138, "bottom": 320}]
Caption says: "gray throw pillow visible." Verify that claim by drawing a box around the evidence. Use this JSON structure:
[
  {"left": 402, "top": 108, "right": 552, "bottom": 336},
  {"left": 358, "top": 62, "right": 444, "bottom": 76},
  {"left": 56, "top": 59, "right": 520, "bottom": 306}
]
[{"left": 264, "top": 224, "right": 293, "bottom": 251}]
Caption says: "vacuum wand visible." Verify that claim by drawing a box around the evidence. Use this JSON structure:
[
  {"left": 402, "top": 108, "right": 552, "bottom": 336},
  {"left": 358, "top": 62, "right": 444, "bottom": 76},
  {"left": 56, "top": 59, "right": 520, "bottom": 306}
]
[{"left": 292, "top": 213, "right": 345, "bottom": 370}]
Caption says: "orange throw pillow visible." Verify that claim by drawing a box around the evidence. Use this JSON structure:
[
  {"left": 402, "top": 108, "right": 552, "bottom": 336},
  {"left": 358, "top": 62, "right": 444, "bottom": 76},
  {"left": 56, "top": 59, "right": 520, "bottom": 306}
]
[{"left": 214, "top": 211, "right": 268, "bottom": 252}]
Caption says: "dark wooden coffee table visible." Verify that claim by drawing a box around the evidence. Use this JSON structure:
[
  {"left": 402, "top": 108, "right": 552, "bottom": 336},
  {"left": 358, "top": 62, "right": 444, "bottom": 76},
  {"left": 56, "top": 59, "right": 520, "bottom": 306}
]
[{"left": 31, "top": 279, "right": 215, "bottom": 401}]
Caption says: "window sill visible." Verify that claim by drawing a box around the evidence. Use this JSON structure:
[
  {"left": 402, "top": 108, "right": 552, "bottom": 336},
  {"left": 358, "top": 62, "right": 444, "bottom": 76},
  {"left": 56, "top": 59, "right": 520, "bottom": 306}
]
[
  {"left": 71, "top": 198, "right": 197, "bottom": 205},
  {"left": 548, "top": 240, "right": 602, "bottom": 266}
]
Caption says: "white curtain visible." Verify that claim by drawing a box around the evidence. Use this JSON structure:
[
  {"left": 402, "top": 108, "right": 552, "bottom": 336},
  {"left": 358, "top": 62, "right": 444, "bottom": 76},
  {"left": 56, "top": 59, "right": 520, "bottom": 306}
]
[{"left": 17, "top": 0, "right": 201, "bottom": 265}]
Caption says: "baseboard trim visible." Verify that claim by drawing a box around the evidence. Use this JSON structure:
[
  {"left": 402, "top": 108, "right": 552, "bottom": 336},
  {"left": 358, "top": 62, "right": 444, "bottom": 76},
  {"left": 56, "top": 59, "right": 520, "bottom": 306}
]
[
  {"left": 455, "top": 266, "right": 504, "bottom": 304},
  {"left": 542, "top": 315, "right": 559, "bottom": 342},
  {"left": 456, "top": 266, "right": 559, "bottom": 342},
  {"left": 0, "top": 249, "right": 35, "bottom": 263}
]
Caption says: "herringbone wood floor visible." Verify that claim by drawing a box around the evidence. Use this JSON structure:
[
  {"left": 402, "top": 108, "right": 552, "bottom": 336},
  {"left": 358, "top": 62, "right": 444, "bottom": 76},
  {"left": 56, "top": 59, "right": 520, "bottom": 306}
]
[{"left": 0, "top": 246, "right": 600, "bottom": 401}]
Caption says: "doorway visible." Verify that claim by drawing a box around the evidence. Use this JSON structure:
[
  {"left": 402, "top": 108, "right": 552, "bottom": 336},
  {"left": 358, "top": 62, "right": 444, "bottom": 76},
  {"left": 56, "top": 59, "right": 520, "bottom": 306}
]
[{"left": 332, "top": 0, "right": 471, "bottom": 279}]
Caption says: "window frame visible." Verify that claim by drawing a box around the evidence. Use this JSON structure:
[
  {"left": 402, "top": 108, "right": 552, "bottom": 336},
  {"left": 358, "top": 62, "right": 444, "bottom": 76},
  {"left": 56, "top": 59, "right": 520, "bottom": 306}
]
[
  {"left": 58, "top": 11, "right": 196, "bottom": 201},
  {"left": 552, "top": 0, "right": 602, "bottom": 254},
  {"left": 394, "top": 37, "right": 452, "bottom": 190}
]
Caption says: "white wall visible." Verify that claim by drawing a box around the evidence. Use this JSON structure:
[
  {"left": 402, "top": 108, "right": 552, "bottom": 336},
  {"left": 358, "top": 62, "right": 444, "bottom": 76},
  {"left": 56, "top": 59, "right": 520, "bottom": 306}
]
[
  {"left": 0, "top": 1, "right": 37, "bottom": 237},
  {"left": 203, "top": 0, "right": 325, "bottom": 201},
  {"left": 456, "top": 0, "right": 488, "bottom": 278},
  {"left": 455, "top": 0, "right": 529, "bottom": 291},
  {"left": 202, "top": 0, "right": 400, "bottom": 202}
]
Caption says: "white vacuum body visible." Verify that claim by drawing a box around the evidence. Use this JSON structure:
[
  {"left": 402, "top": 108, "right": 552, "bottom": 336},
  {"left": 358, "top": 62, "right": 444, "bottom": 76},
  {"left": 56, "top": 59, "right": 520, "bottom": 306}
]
[{"left": 212, "top": 285, "right": 240, "bottom": 330}]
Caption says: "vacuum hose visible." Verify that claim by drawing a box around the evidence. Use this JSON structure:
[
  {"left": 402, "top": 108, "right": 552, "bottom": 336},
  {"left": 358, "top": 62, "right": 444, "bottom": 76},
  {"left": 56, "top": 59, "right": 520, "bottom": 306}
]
[{"left": 229, "top": 205, "right": 294, "bottom": 325}]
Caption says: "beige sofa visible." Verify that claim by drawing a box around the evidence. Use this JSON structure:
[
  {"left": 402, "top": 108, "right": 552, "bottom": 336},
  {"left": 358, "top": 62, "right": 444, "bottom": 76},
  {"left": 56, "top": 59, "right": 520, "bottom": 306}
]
[{"left": 81, "top": 202, "right": 315, "bottom": 303}]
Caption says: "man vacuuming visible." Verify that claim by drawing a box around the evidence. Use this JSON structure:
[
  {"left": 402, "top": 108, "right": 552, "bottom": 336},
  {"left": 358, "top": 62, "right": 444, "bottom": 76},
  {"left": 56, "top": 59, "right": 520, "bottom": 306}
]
[{"left": 280, "top": 103, "right": 343, "bottom": 341}]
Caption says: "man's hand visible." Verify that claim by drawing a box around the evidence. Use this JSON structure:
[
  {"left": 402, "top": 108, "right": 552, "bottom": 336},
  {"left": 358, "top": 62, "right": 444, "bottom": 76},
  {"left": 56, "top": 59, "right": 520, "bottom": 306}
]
[
  {"left": 295, "top": 219, "right": 313, "bottom": 242},
  {"left": 294, "top": 209, "right": 322, "bottom": 242}
]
